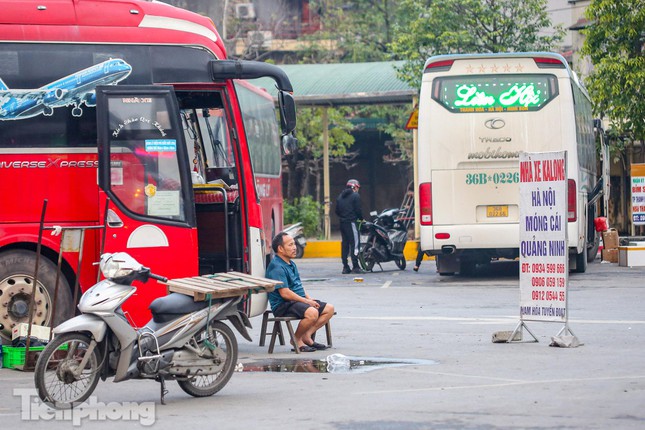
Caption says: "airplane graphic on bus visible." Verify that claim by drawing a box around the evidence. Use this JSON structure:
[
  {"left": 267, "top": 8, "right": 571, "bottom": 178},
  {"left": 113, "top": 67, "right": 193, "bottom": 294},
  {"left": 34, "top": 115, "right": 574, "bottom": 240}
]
[{"left": 0, "top": 58, "right": 132, "bottom": 120}]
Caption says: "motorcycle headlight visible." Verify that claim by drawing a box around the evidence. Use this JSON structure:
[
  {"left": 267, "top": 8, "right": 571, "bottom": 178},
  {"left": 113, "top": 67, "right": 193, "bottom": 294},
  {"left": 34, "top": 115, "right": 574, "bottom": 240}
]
[{"left": 99, "top": 252, "right": 141, "bottom": 280}]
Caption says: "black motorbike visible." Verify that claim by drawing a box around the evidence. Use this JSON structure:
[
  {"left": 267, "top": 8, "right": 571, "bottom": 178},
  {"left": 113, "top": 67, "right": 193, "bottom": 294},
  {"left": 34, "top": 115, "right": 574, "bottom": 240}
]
[{"left": 358, "top": 208, "right": 408, "bottom": 271}]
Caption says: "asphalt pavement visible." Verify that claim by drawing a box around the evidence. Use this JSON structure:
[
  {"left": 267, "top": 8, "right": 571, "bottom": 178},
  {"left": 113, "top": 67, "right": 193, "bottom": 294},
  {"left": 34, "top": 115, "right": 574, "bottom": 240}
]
[{"left": 1, "top": 257, "right": 643, "bottom": 429}]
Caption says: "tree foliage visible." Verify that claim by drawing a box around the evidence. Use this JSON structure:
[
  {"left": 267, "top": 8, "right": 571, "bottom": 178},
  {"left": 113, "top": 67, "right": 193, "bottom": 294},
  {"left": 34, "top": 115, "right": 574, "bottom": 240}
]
[
  {"left": 332, "top": 0, "right": 399, "bottom": 62},
  {"left": 390, "top": 0, "right": 565, "bottom": 89},
  {"left": 290, "top": 0, "right": 565, "bottom": 196},
  {"left": 165, "top": 0, "right": 569, "bottom": 200},
  {"left": 353, "top": 105, "right": 414, "bottom": 161},
  {"left": 275, "top": 1, "right": 401, "bottom": 199},
  {"left": 294, "top": 107, "right": 355, "bottom": 158},
  {"left": 284, "top": 106, "right": 355, "bottom": 199},
  {"left": 581, "top": 0, "right": 645, "bottom": 142},
  {"left": 284, "top": 196, "right": 323, "bottom": 237}
]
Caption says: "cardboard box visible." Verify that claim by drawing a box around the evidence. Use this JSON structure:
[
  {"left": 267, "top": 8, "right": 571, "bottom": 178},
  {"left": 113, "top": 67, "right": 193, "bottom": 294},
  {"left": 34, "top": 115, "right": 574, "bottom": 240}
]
[
  {"left": 601, "top": 248, "right": 618, "bottom": 263},
  {"left": 12, "top": 323, "right": 51, "bottom": 342},
  {"left": 602, "top": 229, "right": 619, "bottom": 250},
  {"left": 618, "top": 246, "right": 645, "bottom": 267},
  {"left": 602, "top": 228, "right": 619, "bottom": 249}
]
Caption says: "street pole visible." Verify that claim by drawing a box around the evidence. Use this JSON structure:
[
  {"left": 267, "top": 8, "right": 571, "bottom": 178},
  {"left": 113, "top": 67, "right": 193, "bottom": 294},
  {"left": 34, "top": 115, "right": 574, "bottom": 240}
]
[
  {"left": 412, "top": 97, "right": 420, "bottom": 240},
  {"left": 323, "top": 107, "right": 330, "bottom": 240}
]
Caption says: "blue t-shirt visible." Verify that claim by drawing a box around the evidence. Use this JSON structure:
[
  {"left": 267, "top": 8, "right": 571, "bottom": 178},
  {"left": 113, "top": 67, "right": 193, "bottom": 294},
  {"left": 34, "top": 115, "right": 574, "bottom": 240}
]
[{"left": 266, "top": 256, "right": 305, "bottom": 312}]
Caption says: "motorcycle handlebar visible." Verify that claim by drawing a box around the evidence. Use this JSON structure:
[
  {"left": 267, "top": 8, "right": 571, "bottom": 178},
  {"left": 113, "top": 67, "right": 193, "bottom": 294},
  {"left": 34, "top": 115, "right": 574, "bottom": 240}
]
[{"left": 148, "top": 272, "right": 168, "bottom": 283}]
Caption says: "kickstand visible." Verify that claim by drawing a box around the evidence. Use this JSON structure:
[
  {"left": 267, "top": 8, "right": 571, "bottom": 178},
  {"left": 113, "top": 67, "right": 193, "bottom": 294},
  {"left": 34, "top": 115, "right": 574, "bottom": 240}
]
[{"left": 158, "top": 377, "right": 168, "bottom": 405}]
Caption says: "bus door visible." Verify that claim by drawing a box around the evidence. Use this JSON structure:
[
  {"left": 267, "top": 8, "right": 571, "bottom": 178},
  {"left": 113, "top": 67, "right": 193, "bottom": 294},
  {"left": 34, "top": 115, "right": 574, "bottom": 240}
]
[{"left": 96, "top": 85, "right": 197, "bottom": 326}]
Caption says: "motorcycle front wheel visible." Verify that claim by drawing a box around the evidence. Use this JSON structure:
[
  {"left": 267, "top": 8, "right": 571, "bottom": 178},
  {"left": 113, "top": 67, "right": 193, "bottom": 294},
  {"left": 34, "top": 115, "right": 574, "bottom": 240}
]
[
  {"left": 359, "top": 243, "right": 376, "bottom": 272},
  {"left": 395, "top": 257, "right": 406, "bottom": 270},
  {"left": 34, "top": 332, "right": 101, "bottom": 409},
  {"left": 295, "top": 242, "right": 305, "bottom": 259},
  {"left": 177, "top": 320, "right": 238, "bottom": 397}
]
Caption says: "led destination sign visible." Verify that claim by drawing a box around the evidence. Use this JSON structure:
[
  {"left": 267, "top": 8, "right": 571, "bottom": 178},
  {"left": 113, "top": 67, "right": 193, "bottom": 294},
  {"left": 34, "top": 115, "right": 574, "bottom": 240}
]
[{"left": 433, "top": 74, "right": 558, "bottom": 113}]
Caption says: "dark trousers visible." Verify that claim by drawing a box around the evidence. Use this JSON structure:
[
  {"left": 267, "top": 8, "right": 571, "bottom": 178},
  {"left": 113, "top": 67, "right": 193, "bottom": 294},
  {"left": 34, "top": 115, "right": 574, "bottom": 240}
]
[
  {"left": 340, "top": 221, "right": 359, "bottom": 268},
  {"left": 415, "top": 250, "right": 426, "bottom": 267}
]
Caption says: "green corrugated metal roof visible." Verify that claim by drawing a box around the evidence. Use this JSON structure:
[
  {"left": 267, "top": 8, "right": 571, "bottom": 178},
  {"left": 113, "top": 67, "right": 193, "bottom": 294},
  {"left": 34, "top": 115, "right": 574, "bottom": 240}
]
[{"left": 251, "top": 61, "right": 417, "bottom": 106}]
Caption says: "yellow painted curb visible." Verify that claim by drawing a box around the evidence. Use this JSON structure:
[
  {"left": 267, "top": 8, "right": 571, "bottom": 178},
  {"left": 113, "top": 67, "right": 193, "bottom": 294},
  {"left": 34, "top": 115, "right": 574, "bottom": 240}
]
[
  {"left": 303, "top": 240, "right": 434, "bottom": 260},
  {"left": 303, "top": 241, "right": 341, "bottom": 258}
]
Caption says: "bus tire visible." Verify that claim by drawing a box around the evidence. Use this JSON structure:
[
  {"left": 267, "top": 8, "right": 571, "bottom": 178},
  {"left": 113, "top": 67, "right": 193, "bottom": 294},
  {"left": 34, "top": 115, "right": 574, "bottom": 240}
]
[
  {"left": 572, "top": 248, "right": 588, "bottom": 273},
  {"left": 459, "top": 260, "right": 477, "bottom": 276},
  {"left": 587, "top": 230, "right": 600, "bottom": 263},
  {"left": 0, "top": 250, "right": 73, "bottom": 341}
]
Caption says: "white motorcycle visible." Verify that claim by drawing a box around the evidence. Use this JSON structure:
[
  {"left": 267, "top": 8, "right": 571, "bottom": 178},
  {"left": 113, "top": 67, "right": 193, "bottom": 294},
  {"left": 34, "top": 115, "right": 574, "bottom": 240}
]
[
  {"left": 34, "top": 252, "right": 252, "bottom": 409},
  {"left": 283, "top": 222, "right": 307, "bottom": 258}
]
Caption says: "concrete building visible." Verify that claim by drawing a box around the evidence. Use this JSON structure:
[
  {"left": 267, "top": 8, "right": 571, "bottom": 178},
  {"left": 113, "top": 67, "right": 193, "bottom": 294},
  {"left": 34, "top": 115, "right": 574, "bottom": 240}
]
[{"left": 545, "top": 0, "right": 593, "bottom": 76}]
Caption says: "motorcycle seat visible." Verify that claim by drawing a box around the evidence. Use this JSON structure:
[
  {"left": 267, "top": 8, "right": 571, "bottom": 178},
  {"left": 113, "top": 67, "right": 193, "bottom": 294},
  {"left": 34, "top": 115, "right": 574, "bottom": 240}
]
[{"left": 149, "top": 293, "right": 209, "bottom": 323}]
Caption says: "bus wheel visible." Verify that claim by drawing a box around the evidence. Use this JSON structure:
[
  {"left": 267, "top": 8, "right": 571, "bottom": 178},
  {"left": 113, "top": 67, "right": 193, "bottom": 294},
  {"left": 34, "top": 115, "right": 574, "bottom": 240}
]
[
  {"left": 572, "top": 248, "right": 588, "bottom": 273},
  {"left": 0, "top": 250, "right": 73, "bottom": 341},
  {"left": 459, "top": 260, "right": 477, "bottom": 276},
  {"left": 587, "top": 230, "right": 600, "bottom": 263}
]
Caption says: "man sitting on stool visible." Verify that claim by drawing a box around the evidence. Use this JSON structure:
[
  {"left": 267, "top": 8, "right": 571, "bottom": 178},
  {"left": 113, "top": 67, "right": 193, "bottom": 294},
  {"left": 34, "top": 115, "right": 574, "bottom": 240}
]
[{"left": 266, "top": 232, "right": 335, "bottom": 353}]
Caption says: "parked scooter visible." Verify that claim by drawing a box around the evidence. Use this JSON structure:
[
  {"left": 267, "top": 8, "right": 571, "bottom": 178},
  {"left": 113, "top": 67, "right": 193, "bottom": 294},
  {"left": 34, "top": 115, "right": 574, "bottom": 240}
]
[
  {"left": 359, "top": 208, "right": 408, "bottom": 271},
  {"left": 34, "top": 252, "right": 252, "bottom": 409},
  {"left": 283, "top": 222, "right": 307, "bottom": 258}
]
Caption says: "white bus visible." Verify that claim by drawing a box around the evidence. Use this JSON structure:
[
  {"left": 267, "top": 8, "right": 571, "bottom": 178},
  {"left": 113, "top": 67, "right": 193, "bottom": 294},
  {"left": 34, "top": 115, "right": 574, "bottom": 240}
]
[{"left": 417, "top": 52, "right": 605, "bottom": 275}]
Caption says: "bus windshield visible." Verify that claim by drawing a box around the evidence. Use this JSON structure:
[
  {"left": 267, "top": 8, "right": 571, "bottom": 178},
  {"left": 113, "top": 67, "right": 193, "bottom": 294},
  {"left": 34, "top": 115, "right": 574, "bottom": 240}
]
[
  {"left": 234, "top": 81, "right": 283, "bottom": 258},
  {"left": 235, "top": 83, "right": 281, "bottom": 177}
]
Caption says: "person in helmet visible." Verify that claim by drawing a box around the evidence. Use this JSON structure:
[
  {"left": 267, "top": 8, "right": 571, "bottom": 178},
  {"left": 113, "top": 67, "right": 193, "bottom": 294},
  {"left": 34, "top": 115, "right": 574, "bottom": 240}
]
[{"left": 335, "top": 179, "right": 364, "bottom": 274}]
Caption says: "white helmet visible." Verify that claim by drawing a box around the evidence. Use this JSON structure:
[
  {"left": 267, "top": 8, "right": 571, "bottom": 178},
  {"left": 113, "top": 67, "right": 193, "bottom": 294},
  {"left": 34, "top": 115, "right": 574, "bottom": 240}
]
[{"left": 346, "top": 179, "right": 360, "bottom": 190}]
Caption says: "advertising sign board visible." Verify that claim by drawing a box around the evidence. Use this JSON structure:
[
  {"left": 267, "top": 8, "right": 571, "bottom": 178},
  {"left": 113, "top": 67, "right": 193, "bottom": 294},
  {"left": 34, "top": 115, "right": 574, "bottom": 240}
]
[
  {"left": 631, "top": 163, "right": 645, "bottom": 226},
  {"left": 519, "top": 151, "right": 568, "bottom": 322}
]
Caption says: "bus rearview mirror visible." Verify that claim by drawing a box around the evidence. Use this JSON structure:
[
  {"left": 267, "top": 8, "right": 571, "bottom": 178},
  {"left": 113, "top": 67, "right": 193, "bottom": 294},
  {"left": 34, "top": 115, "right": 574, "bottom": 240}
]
[{"left": 278, "top": 91, "right": 297, "bottom": 135}]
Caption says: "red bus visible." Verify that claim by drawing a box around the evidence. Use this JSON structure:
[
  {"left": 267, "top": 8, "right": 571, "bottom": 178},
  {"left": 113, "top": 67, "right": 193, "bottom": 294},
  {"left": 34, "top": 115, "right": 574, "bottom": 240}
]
[
  {"left": 234, "top": 81, "right": 284, "bottom": 263},
  {"left": 0, "top": 0, "right": 297, "bottom": 340}
]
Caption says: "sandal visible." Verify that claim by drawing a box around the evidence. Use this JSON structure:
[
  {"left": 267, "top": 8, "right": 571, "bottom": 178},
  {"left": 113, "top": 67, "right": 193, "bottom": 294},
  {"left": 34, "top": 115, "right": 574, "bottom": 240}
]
[
  {"left": 307, "top": 341, "right": 328, "bottom": 350},
  {"left": 291, "top": 345, "right": 317, "bottom": 353}
]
